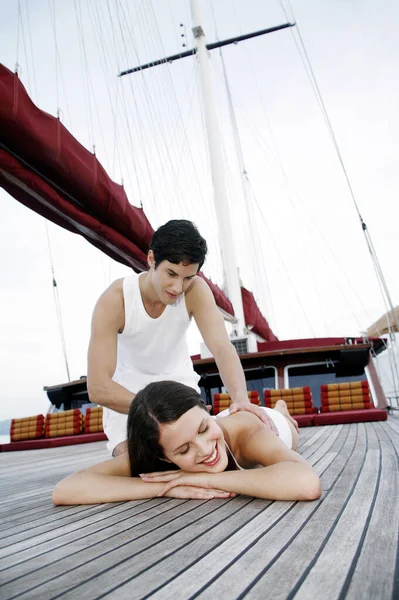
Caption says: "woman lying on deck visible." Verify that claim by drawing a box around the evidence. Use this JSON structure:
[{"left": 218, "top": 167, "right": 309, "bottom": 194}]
[{"left": 53, "top": 381, "right": 321, "bottom": 505}]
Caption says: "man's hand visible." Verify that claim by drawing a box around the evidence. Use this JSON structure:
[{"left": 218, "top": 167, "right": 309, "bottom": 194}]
[{"left": 229, "top": 400, "right": 279, "bottom": 436}]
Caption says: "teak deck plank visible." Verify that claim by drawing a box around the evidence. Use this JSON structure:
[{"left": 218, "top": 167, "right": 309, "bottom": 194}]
[{"left": 0, "top": 418, "right": 397, "bottom": 599}]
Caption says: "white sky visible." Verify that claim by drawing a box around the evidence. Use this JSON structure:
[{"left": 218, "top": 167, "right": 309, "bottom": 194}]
[{"left": 1, "top": 0, "right": 398, "bottom": 421}]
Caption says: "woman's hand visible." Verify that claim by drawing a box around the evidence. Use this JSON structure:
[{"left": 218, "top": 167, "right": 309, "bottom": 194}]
[
  {"left": 164, "top": 485, "right": 234, "bottom": 500},
  {"left": 142, "top": 471, "right": 235, "bottom": 498},
  {"left": 140, "top": 471, "right": 236, "bottom": 499},
  {"left": 140, "top": 469, "right": 190, "bottom": 483}
]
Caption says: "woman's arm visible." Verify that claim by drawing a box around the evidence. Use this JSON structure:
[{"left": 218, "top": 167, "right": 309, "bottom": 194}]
[
  {"left": 52, "top": 454, "right": 233, "bottom": 505},
  {"left": 153, "top": 462, "right": 321, "bottom": 502},
  {"left": 201, "top": 461, "right": 320, "bottom": 501},
  {"left": 53, "top": 454, "right": 159, "bottom": 505},
  {"left": 212, "top": 413, "right": 321, "bottom": 500}
]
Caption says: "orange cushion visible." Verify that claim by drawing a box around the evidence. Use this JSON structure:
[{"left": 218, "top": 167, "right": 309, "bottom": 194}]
[
  {"left": 84, "top": 407, "right": 104, "bottom": 433},
  {"left": 45, "top": 410, "right": 83, "bottom": 438},
  {"left": 321, "top": 402, "right": 370, "bottom": 413},
  {"left": 264, "top": 387, "right": 314, "bottom": 415},
  {"left": 10, "top": 415, "right": 45, "bottom": 442},
  {"left": 321, "top": 381, "right": 368, "bottom": 393}
]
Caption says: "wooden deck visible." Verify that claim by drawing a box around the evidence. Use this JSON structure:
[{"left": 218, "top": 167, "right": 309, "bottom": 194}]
[{"left": 0, "top": 417, "right": 398, "bottom": 599}]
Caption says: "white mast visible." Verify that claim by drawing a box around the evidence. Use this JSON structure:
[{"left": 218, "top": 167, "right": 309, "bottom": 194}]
[{"left": 190, "top": 0, "right": 246, "bottom": 338}]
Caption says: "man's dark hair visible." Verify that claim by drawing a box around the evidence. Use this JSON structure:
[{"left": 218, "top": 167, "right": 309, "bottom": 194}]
[
  {"left": 149, "top": 219, "right": 207, "bottom": 270},
  {"left": 127, "top": 381, "right": 207, "bottom": 476}
]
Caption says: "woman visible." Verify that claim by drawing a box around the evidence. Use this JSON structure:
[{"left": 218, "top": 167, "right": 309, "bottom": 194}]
[{"left": 53, "top": 382, "right": 321, "bottom": 505}]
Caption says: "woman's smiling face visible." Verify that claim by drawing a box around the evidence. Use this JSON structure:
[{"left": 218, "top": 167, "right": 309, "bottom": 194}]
[{"left": 159, "top": 406, "right": 228, "bottom": 472}]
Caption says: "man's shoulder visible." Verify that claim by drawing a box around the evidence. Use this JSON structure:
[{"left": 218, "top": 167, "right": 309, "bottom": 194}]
[
  {"left": 185, "top": 275, "right": 211, "bottom": 300},
  {"left": 185, "top": 275, "right": 212, "bottom": 313},
  {"left": 96, "top": 278, "right": 125, "bottom": 315},
  {"left": 109, "top": 277, "right": 125, "bottom": 292}
]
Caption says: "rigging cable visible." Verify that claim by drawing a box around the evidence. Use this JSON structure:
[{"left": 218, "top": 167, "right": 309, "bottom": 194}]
[
  {"left": 17, "top": 1, "right": 32, "bottom": 94},
  {"left": 88, "top": 0, "right": 122, "bottom": 181},
  {"left": 123, "top": 0, "right": 191, "bottom": 218},
  {"left": 48, "top": 0, "right": 73, "bottom": 128},
  {"left": 217, "top": 45, "right": 277, "bottom": 331},
  {"left": 101, "top": 0, "right": 140, "bottom": 197},
  {"left": 112, "top": 0, "right": 159, "bottom": 213},
  {"left": 279, "top": 0, "right": 399, "bottom": 332},
  {"left": 24, "top": 0, "right": 39, "bottom": 103},
  {"left": 210, "top": 2, "right": 317, "bottom": 335},
  {"left": 73, "top": 0, "right": 95, "bottom": 151},
  {"left": 249, "top": 177, "right": 316, "bottom": 337},
  {"left": 227, "top": 92, "right": 376, "bottom": 334},
  {"left": 279, "top": 0, "right": 399, "bottom": 388},
  {"left": 15, "top": 1, "right": 21, "bottom": 71},
  {"left": 44, "top": 222, "right": 71, "bottom": 382},
  {"left": 227, "top": 0, "right": 371, "bottom": 336},
  {"left": 213, "top": 1, "right": 331, "bottom": 335}
]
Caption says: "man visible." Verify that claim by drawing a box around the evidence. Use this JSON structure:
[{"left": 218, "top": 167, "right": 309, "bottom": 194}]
[{"left": 87, "top": 219, "right": 275, "bottom": 456}]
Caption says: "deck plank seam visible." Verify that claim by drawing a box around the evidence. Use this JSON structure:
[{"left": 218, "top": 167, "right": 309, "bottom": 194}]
[
  {"left": 0, "top": 498, "right": 190, "bottom": 578},
  {"left": 0, "top": 501, "right": 139, "bottom": 542},
  {"left": 2, "top": 498, "right": 242, "bottom": 595},
  {"left": 281, "top": 423, "right": 369, "bottom": 599},
  {"left": 0, "top": 501, "right": 130, "bottom": 533},
  {"left": 0, "top": 497, "right": 154, "bottom": 540},
  {"left": 178, "top": 503, "right": 302, "bottom": 600},
  {"left": 312, "top": 426, "right": 349, "bottom": 472},
  {"left": 337, "top": 427, "right": 382, "bottom": 599},
  {"left": 0, "top": 497, "right": 169, "bottom": 555},
  {"left": 45, "top": 497, "right": 252, "bottom": 600},
  {"left": 377, "top": 421, "right": 399, "bottom": 599},
  {"left": 301, "top": 427, "right": 339, "bottom": 461},
  {"left": 92, "top": 499, "right": 277, "bottom": 600}
]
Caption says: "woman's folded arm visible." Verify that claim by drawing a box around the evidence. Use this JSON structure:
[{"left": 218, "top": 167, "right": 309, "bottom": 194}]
[
  {"left": 52, "top": 454, "right": 166, "bottom": 504},
  {"left": 52, "top": 454, "right": 234, "bottom": 504},
  {"left": 206, "top": 461, "right": 321, "bottom": 501}
]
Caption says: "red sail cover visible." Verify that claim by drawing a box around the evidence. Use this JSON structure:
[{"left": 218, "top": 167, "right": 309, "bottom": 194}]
[
  {"left": 242, "top": 287, "right": 278, "bottom": 342},
  {"left": 0, "top": 64, "right": 277, "bottom": 341}
]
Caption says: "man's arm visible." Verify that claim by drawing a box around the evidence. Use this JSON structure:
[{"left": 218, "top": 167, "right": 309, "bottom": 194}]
[
  {"left": 187, "top": 278, "right": 276, "bottom": 429},
  {"left": 87, "top": 279, "right": 134, "bottom": 414},
  {"left": 187, "top": 277, "right": 247, "bottom": 400}
]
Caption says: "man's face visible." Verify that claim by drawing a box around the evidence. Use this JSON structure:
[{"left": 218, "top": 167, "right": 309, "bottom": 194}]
[{"left": 149, "top": 256, "right": 199, "bottom": 304}]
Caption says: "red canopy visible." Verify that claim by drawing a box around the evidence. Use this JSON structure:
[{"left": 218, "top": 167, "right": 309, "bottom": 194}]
[{"left": 0, "top": 63, "right": 277, "bottom": 341}]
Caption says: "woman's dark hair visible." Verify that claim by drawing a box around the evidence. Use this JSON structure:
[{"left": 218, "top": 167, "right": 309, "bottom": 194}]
[
  {"left": 149, "top": 220, "right": 208, "bottom": 270},
  {"left": 127, "top": 381, "right": 207, "bottom": 476}
]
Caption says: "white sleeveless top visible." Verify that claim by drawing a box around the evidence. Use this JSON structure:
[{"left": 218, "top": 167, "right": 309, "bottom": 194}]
[{"left": 112, "top": 273, "right": 200, "bottom": 393}]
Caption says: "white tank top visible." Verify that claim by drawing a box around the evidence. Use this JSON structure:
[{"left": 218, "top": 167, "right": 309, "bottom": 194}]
[{"left": 112, "top": 273, "right": 201, "bottom": 393}]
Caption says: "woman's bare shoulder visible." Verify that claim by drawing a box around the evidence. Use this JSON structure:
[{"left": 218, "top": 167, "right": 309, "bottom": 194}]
[
  {"left": 217, "top": 411, "right": 266, "bottom": 435},
  {"left": 217, "top": 412, "right": 266, "bottom": 456},
  {"left": 218, "top": 411, "right": 300, "bottom": 468}
]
